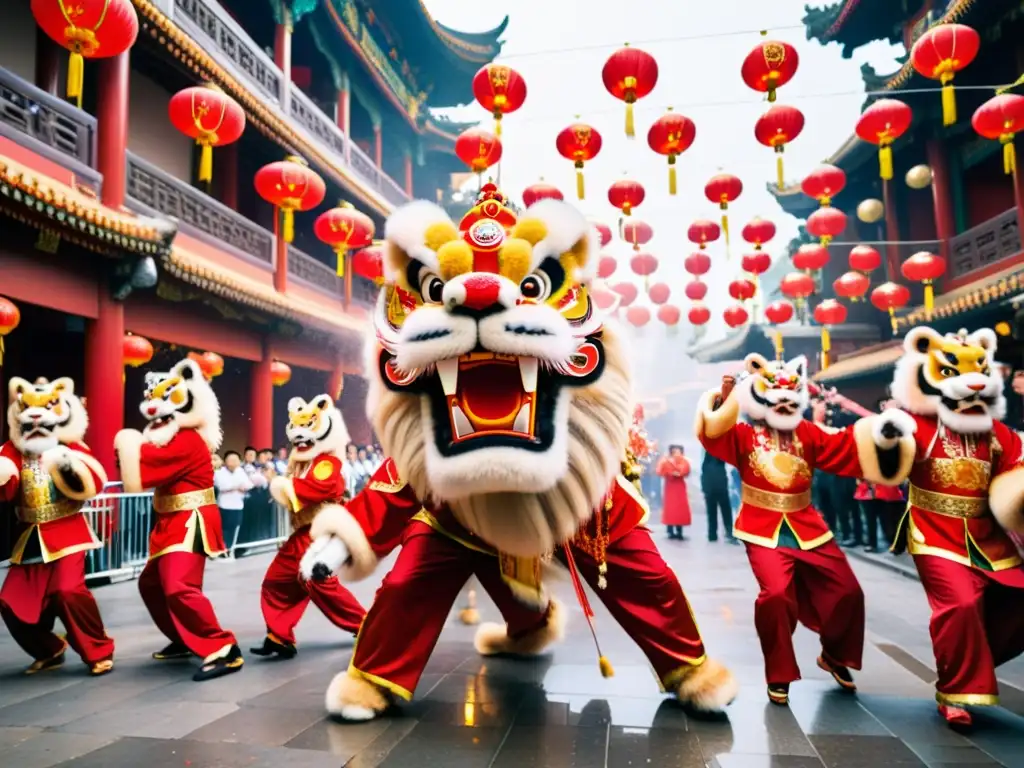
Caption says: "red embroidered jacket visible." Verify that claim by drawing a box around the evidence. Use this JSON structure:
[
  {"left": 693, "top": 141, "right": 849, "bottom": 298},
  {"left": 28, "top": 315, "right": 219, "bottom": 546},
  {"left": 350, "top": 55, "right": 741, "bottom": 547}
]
[{"left": 276, "top": 453, "right": 345, "bottom": 529}]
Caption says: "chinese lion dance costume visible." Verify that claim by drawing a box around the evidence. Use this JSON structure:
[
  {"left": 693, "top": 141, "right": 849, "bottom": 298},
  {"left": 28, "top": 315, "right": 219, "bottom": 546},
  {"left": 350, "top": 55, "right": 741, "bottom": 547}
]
[
  {"left": 0, "top": 377, "right": 113, "bottom": 675},
  {"left": 302, "top": 185, "right": 737, "bottom": 721},
  {"left": 889, "top": 326, "right": 1024, "bottom": 729},
  {"left": 697, "top": 353, "right": 916, "bottom": 705},
  {"left": 249, "top": 393, "right": 366, "bottom": 659},
  {"left": 115, "top": 358, "right": 242, "bottom": 681}
]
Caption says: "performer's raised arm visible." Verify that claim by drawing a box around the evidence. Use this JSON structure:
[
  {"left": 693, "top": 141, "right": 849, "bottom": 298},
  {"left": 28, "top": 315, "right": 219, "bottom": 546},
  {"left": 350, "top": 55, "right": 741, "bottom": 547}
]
[{"left": 695, "top": 374, "right": 751, "bottom": 466}]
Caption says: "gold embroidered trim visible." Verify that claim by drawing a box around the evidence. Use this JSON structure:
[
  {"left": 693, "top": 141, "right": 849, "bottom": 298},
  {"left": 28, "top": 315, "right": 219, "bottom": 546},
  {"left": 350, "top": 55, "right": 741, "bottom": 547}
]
[
  {"left": 928, "top": 457, "right": 990, "bottom": 492},
  {"left": 909, "top": 485, "right": 988, "bottom": 519},
  {"left": 936, "top": 691, "right": 999, "bottom": 707},
  {"left": 153, "top": 488, "right": 216, "bottom": 514},
  {"left": 16, "top": 499, "right": 81, "bottom": 524},
  {"left": 741, "top": 484, "right": 811, "bottom": 512}
]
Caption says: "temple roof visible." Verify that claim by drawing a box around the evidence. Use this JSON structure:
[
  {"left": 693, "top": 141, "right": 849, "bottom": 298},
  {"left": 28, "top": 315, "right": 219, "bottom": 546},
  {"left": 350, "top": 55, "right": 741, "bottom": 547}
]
[{"left": 803, "top": 0, "right": 921, "bottom": 57}]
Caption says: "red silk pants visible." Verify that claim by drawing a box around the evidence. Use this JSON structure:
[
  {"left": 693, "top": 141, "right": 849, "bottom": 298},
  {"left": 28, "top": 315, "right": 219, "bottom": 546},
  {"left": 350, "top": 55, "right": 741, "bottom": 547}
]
[
  {"left": 261, "top": 526, "right": 366, "bottom": 643},
  {"left": 745, "top": 540, "right": 865, "bottom": 685},
  {"left": 913, "top": 553, "right": 1024, "bottom": 706},
  {"left": 138, "top": 551, "right": 236, "bottom": 659},
  {"left": 0, "top": 552, "right": 114, "bottom": 664}
]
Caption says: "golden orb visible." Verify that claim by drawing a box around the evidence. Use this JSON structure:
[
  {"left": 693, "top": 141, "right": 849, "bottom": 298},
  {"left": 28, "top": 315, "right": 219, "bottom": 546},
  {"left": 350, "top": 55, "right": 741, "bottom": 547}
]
[
  {"left": 856, "top": 198, "right": 884, "bottom": 223},
  {"left": 905, "top": 165, "right": 933, "bottom": 190}
]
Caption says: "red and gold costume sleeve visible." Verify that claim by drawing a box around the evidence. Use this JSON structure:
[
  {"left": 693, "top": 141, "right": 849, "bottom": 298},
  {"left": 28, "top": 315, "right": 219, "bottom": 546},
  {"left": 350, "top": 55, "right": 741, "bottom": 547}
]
[
  {"left": 796, "top": 421, "right": 862, "bottom": 478},
  {"left": 115, "top": 428, "right": 204, "bottom": 493},
  {"left": 272, "top": 454, "right": 345, "bottom": 514},
  {"left": 44, "top": 442, "right": 107, "bottom": 501},
  {"left": 0, "top": 441, "right": 20, "bottom": 503}
]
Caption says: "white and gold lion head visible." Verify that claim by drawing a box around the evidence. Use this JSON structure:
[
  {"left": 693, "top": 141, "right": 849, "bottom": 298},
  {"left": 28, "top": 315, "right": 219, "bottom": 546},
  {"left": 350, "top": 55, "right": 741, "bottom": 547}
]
[
  {"left": 367, "top": 185, "right": 631, "bottom": 556},
  {"left": 7, "top": 377, "right": 88, "bottom": 455},
  {"left": 736, "top": 353, "right": 810, "bottom": 431},
  {"left": 139, "top": 358, "right": 222, "bottom": 450},
  {"left": 285, "top": 393, "right": 349, "bottom": 463},
  {"left": 892, "top": 326, "right": 1005, "bottom": 434}
]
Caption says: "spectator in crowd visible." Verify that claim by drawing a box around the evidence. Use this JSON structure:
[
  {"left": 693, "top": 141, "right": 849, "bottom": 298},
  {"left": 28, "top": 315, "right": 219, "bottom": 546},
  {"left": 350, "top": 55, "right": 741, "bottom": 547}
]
[
  {"left": 273, "top": 446, "right": 289, "bottom": 475},
  {"left": 243, "top": 446, "right": 258, "bottom": 469},
  {"left": 657, "top": 444, "right": 692, "bottom": 540},
  {"left": 701, "top": 448, "right": 736, "bottom": 543},
  {"left": 211, "top": 453, "right": 223, "bottom": 472},
  {"left": 258, "top": 448, "right": 276, "bottom": 474},
  {"left": 363, "top": 444, "right": 382, "bottom": 472},
  {"left": 241, "top": 446, "right": 271, "bottom": 552},
  {"left": 357, "top": 446, "right": 376, "bottom": 476},
  {"left": 343, "top": 443, "right": 369, "bottom": 500},
  {"left": 214, "top": 451, "right": 252, "bottom": 559}
]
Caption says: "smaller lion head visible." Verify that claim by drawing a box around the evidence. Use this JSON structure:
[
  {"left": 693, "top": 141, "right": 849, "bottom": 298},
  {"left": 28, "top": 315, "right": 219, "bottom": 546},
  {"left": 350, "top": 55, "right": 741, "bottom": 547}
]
[
  {"left": 139, "top": 358, "right": 222, "bottom": 450},
  {"left": 8, "top": 377, "right": 88, "bottom": 455},
  {"left": 285, "top": 393, "right": 349, "bottom": 463},
  {"left": 736, "top": 353, "right": 809, "bottom": 431},
  {"left": 892, "top": 326, "right": 1004, "bottom": 434}
]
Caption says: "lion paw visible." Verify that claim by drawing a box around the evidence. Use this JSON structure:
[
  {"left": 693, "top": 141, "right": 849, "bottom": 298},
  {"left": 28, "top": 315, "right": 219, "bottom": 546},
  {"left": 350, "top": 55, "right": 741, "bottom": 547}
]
[
  {"left": 673, "top": 658, "right": 738, "bottom": 712},
  {"left": 326, "top": 672, "right": 388, "bottom": 721}
]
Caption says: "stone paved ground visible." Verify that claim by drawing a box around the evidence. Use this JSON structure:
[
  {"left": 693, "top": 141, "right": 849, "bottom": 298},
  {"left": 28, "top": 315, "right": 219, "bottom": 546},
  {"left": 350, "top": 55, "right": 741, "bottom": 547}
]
[{"left": 2, "top": 513, "right": 1024, "bottom": 767}]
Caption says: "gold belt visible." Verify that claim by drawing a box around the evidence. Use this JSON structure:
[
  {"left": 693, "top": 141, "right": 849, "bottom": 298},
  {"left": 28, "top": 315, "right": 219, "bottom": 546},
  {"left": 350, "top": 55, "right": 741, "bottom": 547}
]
[
  {"left": 16, "top": 499, "right": 81, "bottom": 524},
  {"left": 909, "top": 484, "right": 988, "bottom": 519},
  {"left": 742, "top": 484, "right": 811, "bottom": 513},
  {"left": 153, "top": 488, "right": 216, "bottom": 514}
]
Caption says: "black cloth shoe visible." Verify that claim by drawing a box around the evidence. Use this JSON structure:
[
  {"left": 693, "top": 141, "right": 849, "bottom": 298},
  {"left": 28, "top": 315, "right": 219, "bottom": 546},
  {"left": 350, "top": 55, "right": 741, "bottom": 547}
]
[
  {"left": 193, "top": 644, "right": 244, "bottom": 682},
  {"left": 24, "top": 648, "right": 66, "bottom": 675},
  {"left": 767, "top": 683, "right": 790, "bottom": 705},
  {"left": 817, "top": 655, "right": 856, "bottom": 691},
  {"left": 250, "top": 635, "right": 297, "bottom": 659},
  {"left": 152, "top": 642, "right": 193, "bottom": 661}
]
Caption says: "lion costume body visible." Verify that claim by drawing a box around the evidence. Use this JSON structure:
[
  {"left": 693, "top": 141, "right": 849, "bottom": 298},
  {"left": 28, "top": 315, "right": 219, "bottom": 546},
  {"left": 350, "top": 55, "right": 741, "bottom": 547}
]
[
  {"left": 889, "top": 326, "right": 1024, "bottom": 728},
  {"left": 696, "top": 353, "right": 916, "bottom": 705},
  {"left": 303, "top": 186, "right": 737, "bottom": 721},
  {"left": 114, "top": 358, "right": 242, "bottom": 681},
  {"left": 249, "top": 394, "right": 366, "bottom": 659},
  {"left": 0, "top": 376, "right": 114, "bottom": 675}
]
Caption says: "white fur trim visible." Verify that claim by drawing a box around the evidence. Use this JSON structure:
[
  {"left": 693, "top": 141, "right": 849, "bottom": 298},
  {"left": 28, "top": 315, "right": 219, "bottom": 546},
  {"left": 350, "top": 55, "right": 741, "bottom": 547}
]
[
  {"left": 308, "top": 504, "right": 377, "bottom": 581},
  {"left": 42, "top": 446, "right": 102, "bottom": 501},
  {"left": 0, "top": 456, "right": 16, "bottom": 486},
  {"left": 299, "top": 535, "right": 349, "bottom": 580},
  {"left": 325, "top": 672, "right": 388, "bottom": 720},
  {"left": 522, "top": 199, "right": 592, "bottom": 277},
  {"left": 872, "top": 409, "right": 917, "bottom": 450},
  {"left": 694, "top": 389, "right": 739, "bottom": 441},
  {"left": 854, "top": 415, "right": 916, "bottom": 487},
  {"left": 114, "top": 429, "right": 145, "bottom": 493},
  {"left": 269, "top": 475, "right": 295, "bottom": 509},
  {"left": 989, "top": 466, "right": 1024, "bottom": 534},
  {"left": 383, "top": 199, "right": 453, "bottom": 275},
  {"left": 675, "top": 658, "right": 739, "bottom": 712},
  {"left": 473, "top": 597, "right": 566, "bottom": 656}
]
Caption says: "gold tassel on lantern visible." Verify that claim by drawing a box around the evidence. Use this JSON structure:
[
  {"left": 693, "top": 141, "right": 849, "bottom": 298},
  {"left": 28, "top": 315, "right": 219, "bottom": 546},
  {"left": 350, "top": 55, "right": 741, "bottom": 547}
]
[
  {"left": 888, "top": 307, "right": 898, "bottom": 335},
  {"left": 878, "top": 143, "right": 894, "bottom": 181},
  {"left": 575, "top": 160, "right": 585, "bottom": 199},
  {"left": 335, "top": 248, "right": 346, "bottom": 277},
  {"left": 774, "top": 331, "right": 784, "bottom": 361},
  {"left": 67, "top": 51, "right": 84, "bottom": 108},
  {"left": 820, "top": 327, "right": 831, "bottom": 370},
  {"left": 775, "top": 147, "right": 785, "bottom": 190},
  {"left": 198, "top": 143, "right": 214, "bottom": 183},
  {"left": 668, "top": 155, "right": 677, "bottom": 195},
  {"left": 494, "top": 116, "right": 502, "bottom": 137},
  {"left": 924, "top": 280, "right": 935, "bottom": 313},
  {"left": 940, "top": 76, "right": 956, "bottom": 127},
  {"left": 281, "top": 208, "right": 295, "bottom": 243},
  {"left": 1002, "top": 134, "right": 1016, "bottom": 175},
  {"left": 721, "top": 210, "right": 730, "bottom": 253},
  {"left": 624, "top": 79, "right": 637, "bottom": 137}
]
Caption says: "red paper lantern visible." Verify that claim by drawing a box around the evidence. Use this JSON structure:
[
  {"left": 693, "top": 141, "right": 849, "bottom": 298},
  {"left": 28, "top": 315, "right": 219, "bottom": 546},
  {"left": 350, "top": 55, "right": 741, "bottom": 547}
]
[
  {"left": 557, "top": 122, "right": 603, "bottom": 199},
  {"left": 602, "top": 44, "right": 659, "bottom": 137},
  {"left": 522, "top": 181, "right": 563, "bottom": 207},
  {"left": 780, "top": 272, "right": 815, "bottom": 301},
  {"left": 32, "top": 0, "right": 138, "bottom": 107},
  {"left": 910, "top": 24, "right": 980, "bottom": 126},
  {"left": 592, "top": 287, "right": 619, "bottom": 311},
  {"left": 689, "top": 303, "right": 711, "bottom": 326},
  {"left": 684, "top": 280, "right": 708, "bottom": 301},
  {"left": 764, "top": 300, "right": 795, "bottom": 325},
  {"left": 728, "top": 279, "right": 756, "bottom": 301},
  {"left": 0, "top": 296, "right": 21, "bottom": 365},
  {"left": 455, "top": 128, "right": 502, "bottom": 174},
  {"left": 972, "top": 94, "right": 1024, "bottom": 176},
  {"left": 630, "top": 252, "right": 658, "bottom": 280},
  {"left": 122, "top": 334, "right": 153, "bottom": 368},
  {"left": 168, "top": 84, "right": 245, "bottom": 183},
  {"left": 834, "top": 271, "right": 871, "bottom": 302},
  {"left": 741, "top": 36, "right": 799, "bottom": 103},
  {"left": 647, "top": 109, "right": 696, "bottom": 194},
  {"left": 855, "top": 99, "right": 913, "bottom": 180},
  {"left": 608, "top": 179, "right": 646, "bottom": 217},
  {"left": 254, "top": 156, "right": 326, "bottom": 243},
  {"left": 704, "top": 174, "right": 743, "bottom": 247},
  {"left": 814, "top": 298, "right": 847, "bottom": 326},
  {"left": 801, "top": 164, "right": 847, "bottom": 207},
  {"left": 648, "top": 282, "right": 671, "bottom": 305},
  {"left": 626, "top": 305, "right": 652, "bottom": 327},
  {"left": 657, "top": 305, "right": 681, "bottom": 326},
  {"left": 314, "top": 205, "right": 375, "bottom": 277},
  {"left": 684, "top": 252, "right": 711, "bottom": 276},
  {"left": 271, "top": 360, "right": 292, "bottom": 387},
  {"left": 849, "top": 245, "right": 882, "bottom": 274},
  {"left": 687, "top": 219, "right": 721, "bottom": 250},
  {"left": 793, "top": 243, "right": 830, "bottom": 272},
  {"left": 901, "top": 251, "right": 947, "bottom": 312},
  {"left": 188, "top": 351, "right": 224, "bottom": 381},
  {"left": 598, "top": 255, "right": 617, "bottom": 280},
  {"left": 871, "top": 282, "right": 911, "bottom": 334},
  {"left": 724, "top": 304, "right": 749, "bottom": 328},
  {"left": 472, "top": 64, "right": 527, "bottom": 136},
  {"left": 592, "top": 221, "right": 613, "bottom": 246},
  {"left": 806, "top": 207, "right": 847, "bottom": 246},
  {"left": 754, "top": 104, "right": 805, "bottom": 188},
  {"left": 353, "top": 244, "right": 385, "bottom": 286},
  {"left": 612, "top": 282, "right": 638, "bottom": 307},
  {"left": 622, "top": 219, "right": 653, "bottom": 251},
  {"left": 741, "top": 252, "right": 772, "bottom": 276},
  {"left": 741, "top": 217, "right": 776, "bottom": 250}
]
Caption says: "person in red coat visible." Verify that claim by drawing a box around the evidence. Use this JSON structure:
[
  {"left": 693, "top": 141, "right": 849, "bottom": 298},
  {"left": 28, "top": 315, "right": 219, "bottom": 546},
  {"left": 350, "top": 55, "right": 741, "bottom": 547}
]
[
  {"left": 697, "top": 353, "right": 916, "bottom": 706},
  {"left": 249, "top": 393, "right": 366, "bottom": 659},
  {"left": 0, "top": 377, "right": 114, "bottom": 676},
  {"left": 114, "top": 358, "right": 241, "bottom": 682},
  {"left": 656, "top": 444, "right": 692, "bottom": 540}
]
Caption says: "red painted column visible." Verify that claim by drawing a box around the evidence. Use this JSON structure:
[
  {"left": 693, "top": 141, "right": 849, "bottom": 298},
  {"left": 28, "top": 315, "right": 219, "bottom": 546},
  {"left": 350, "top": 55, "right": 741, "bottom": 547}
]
[
  {"left": 1014, "top": 155, "right": 1024, "bottom": 235},
  {"left": 35, "top": 26, "right": 60, "bottom": 95},
  {"left": 337, "top": 85, "right": 349, "bottom": 135},
  {"left": 882, "top": 180, "right": 901, "bottom": 281},
  {"left": 926, "top": 138, "right": 955, "bottom": 261},
  {"left": 85, "top": 52, "right": 130, "bottom": 477},
  {"left": 404, "top": 152, "right": 414, "bottom": 197},
  {"left": 274, "top": 9, "right": 292, "bottom": 113},
  {"left": 374, "top": 123, "right": 383, "bottom": 168},
  {"left": 249, "top": 338, "right": 274, "bottom": 450},
  {"left": 219, "top": 142, "right": 239, "bottom": 209}
]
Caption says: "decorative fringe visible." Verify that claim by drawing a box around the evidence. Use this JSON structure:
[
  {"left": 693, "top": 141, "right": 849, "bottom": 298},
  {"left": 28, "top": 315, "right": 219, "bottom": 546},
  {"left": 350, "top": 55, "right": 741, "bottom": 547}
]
[
  {"left": 820, "top": 327, "right": 831, "bottom": 370},
  {"left": 625, "top": 102, "right": 635, "bottom": 138},
  {"left": 282, "top": 208, "right": 295, "bottom": 243},
  {"left": 494, "top": 116, "right": 502, "bottom": 137},
  {"left": 335, "top": 248, "right": 346, "bottom": 277},
  {"left": 941, "top": 82, "right": 956, "bottom": 127},
  {"left": 888, "top": 306, "right": 898, "bottom": 335},
  {"left": 1003, "top": 137, "right": 1016, "bottom": 175},
  {"left": 198, "top": 143, "right": 214, "bottom": 183},
  {"left": 575, "top": 163, "right": 585, "bottom": 200},
  {"left": 668, "top": 158, "right": 677, "bottom": 195},
  {"left": 767, "top": 86, "right": 777, "bottom": 104},
  {"left": 879, "top": 144, "right": 894, "bottom": 181},
  {"left": 67, "top": 52, "right": 84, "bottom": 108},
  {"left": 924, "top": 282, "right": 935, "bottom": 313},
  {"left": 599, "top": 656, "right": 614, "bottom": 678},
  {"left": 721, "top": 212, "right": 730, "bottom": 254},
  {"left": 776, "top": 150, "right": 785, "bottom": 190},
  {"left": 774, "top": 330, "right": 783, "bottom": 361},
  {"left": 561, "top": 543, "right": 613, "bottom": 678}
]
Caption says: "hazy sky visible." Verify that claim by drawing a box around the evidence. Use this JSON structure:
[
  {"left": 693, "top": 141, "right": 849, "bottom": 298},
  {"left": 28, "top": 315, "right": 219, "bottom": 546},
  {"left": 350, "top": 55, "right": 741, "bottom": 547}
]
[{"left": 422, "top": 0, "right": 902, "bottom": 387}]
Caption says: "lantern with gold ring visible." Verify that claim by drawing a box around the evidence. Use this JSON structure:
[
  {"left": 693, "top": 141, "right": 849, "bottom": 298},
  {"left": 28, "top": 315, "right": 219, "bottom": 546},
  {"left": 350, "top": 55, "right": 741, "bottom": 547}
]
[{"left": 472, "top": 64, "right": 527, "bottom": 138}]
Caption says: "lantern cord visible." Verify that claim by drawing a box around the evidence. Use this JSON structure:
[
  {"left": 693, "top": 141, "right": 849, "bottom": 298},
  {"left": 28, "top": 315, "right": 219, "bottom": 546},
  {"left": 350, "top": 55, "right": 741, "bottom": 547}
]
[
  {"left": 67, "top": 53, "right": 84, "bottom": 109},
  {"left": 941, "top": 83, "right": 957, "bottom": 127}
]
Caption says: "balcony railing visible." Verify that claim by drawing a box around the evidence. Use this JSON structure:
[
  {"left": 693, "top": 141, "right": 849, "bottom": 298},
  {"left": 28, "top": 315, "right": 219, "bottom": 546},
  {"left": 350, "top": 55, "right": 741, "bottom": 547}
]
[
  {"left": 949, "top": 208, "right": 1021, "bottom": 282},
  {"left": 125, "top": 151, "right": 274, "bottom": 264},
  {"left": 288, "top": 244, "right": 343, "bottom": 296},
  {"left": 288, "top": 87, "right": 346, "bottom": 159},
  {"left": 0, "top": 66, "right": 100, "bottom": 188}
]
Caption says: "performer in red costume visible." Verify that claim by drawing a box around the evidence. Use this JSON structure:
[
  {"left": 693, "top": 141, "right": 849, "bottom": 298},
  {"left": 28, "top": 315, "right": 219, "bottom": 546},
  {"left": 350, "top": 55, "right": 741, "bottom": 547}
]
[
  {"left": 114, "top": 358, "right": 242, "bottom": 681},
  {"left": 250, "top": 393, "right": 366, "bottom": 658},
  {"left": 890, "top": 326, "right": 1024, "bottom": 729},
  {"left": 0, "top": 377, "right": 114, "bottom": 675},
  {"left": 697, "top": 353, "right": 916, "bottom": 705},
  {"left": 300, "top": 186, "right": 737, "bottom": 721}
]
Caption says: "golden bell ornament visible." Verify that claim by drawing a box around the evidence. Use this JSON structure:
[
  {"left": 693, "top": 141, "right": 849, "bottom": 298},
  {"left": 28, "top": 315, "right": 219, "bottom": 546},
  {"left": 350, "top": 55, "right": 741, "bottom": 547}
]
[
  {"left": 856, "top": 198, "right": 884, "bottom": 224},
  {"left": 905, "top": 164, "right": 933, "bottom": 190}
]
